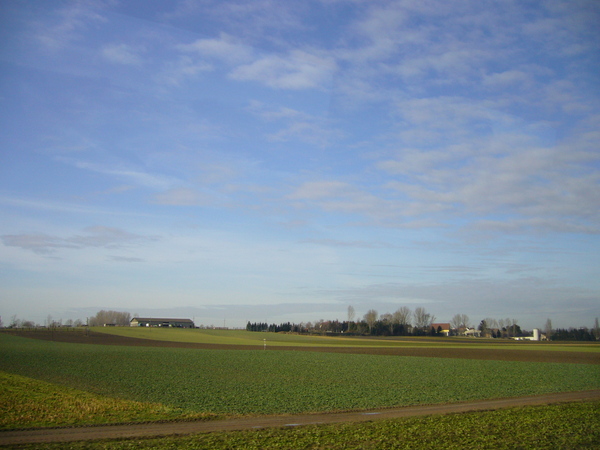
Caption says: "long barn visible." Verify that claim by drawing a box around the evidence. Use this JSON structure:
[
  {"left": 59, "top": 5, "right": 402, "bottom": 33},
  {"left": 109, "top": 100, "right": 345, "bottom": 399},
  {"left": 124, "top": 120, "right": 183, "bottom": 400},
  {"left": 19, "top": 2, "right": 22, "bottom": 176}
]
[{"left": 130, "top": 317, "right": 195, "bottom": 328}]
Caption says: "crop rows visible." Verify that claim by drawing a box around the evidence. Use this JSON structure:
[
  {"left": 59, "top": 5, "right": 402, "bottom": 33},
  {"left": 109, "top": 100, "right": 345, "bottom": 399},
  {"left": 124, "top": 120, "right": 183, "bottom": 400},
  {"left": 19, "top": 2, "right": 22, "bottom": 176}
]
[{"left": 0, "top": 334, "right": 598, "bottom": 416}]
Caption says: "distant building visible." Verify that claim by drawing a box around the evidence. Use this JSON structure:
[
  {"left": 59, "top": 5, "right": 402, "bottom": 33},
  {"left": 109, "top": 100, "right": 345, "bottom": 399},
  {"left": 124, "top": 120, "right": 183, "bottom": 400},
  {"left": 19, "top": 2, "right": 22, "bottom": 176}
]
[
  {"left": 130, "top": 318, "right": 195, "bottom": 328},
  {"left": 513, "top": 328, "right": 545, "bottom": 341},
  {"left": 463, "top": 327, "right": 481, "bottom": 337},
  {"left": 430, "top": 323, "right": 451, "bottom": 336}
]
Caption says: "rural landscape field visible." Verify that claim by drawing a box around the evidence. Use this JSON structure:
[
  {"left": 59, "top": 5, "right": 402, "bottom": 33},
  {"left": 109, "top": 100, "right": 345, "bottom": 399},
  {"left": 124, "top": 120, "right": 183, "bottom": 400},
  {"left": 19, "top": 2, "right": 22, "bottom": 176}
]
[{"left": 0, "top": 327, "right": 599, "bottom": 448}]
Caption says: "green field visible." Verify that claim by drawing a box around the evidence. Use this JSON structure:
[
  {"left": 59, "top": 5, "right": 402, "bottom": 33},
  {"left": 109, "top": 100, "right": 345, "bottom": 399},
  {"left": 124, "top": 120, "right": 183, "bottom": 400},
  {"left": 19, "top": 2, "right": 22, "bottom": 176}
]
[
  {"left": 96, "top": 326, "right": 600, "bottom": 351},
  {"left": 0, "top": 332, "right": 598, "bottom": 424},
  {"left": 1, "top": 330, "right": 599, "bottom": 448}
]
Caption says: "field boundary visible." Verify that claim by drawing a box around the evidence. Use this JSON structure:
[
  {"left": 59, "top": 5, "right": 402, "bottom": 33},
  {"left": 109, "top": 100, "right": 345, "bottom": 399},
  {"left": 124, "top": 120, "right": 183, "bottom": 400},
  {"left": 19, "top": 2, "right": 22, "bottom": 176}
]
[{"left": 1, "top": 390, "right": 598, "bottom": 445}]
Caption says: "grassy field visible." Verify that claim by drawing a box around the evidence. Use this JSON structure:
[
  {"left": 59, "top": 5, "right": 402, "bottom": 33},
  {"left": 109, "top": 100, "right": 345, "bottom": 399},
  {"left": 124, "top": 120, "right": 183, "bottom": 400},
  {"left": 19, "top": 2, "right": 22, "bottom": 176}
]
[
  {"left": 1, "top": 330, "right": 599, "bottom": 448},
  {"left": 95, "top": 326, "right": 600, "bottom": 352},
  {"left": 0, "top": 332, "right": 598, "bottom": 427},
  {"left": 0, "top": 371, "right": 218, "bottom": 429}
]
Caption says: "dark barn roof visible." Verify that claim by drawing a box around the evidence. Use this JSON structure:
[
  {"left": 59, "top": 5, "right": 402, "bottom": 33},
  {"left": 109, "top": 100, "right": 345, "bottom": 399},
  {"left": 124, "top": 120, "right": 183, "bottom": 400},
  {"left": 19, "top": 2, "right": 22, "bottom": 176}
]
[{"left": 131, "top": 317, "right": 194, "bottom": 323}]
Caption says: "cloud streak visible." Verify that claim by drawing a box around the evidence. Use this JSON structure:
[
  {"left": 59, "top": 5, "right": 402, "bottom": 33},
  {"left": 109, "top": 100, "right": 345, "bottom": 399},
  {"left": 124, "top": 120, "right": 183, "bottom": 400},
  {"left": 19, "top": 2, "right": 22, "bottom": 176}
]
[{"left": 1, "top": 226, "right": 151, "bottom": 255}]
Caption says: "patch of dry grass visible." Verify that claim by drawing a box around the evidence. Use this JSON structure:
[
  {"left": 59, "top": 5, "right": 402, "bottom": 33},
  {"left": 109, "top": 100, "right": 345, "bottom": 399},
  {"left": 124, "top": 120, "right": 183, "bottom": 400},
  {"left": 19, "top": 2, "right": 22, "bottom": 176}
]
[{"left": 0, "top": 371, "right": 218, "bottom": 429}]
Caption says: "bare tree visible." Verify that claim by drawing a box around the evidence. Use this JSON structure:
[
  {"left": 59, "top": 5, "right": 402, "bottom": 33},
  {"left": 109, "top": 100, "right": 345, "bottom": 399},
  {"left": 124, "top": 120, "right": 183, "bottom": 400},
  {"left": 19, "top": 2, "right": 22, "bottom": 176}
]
[
  {"left": 510, "top": 318, "right": 519, "bottom": 337},
  {"left": 89, "top": 310, "right": 131, "bottom": 327},
  {"left": 9, "top": 315, "right": 21, "bottom": 328},
  {"left": 504, "top": 318, "right": 512, "bottom": 336},
  {"left": 450, "top": 314, "right": 470, "bottom": 330},
  {"left": 544, "top": 318, "right": 553, "bottom": 339},
  {"left": 363, "top": 309, "right": 378, "bottom": 334},
  {"left": 380, "top": 312, "right": 394, "bottom": 334},
  {"left": 413, "top": 307, "right": 435, "bottom": 329},
  {"left": 485, "top": 317, "right": 498, "bottom": 329},
  {"left": 347, "top": 305, "right": 355, "bottom": 332},
  {"left": 393, "top": 306, "right": 411, "bottom": 327}
]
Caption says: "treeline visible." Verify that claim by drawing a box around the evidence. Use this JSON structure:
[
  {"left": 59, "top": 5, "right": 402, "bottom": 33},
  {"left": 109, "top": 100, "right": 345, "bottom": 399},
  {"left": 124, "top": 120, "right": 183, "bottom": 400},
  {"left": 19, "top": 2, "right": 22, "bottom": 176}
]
[
  {"left": 247, "top": 319, "right": 444, "bottom": 336},
  {"left": 246, "top": 322, "right": 303, "bottom": 333},
  {"left": 88, "top": 310, "right": 131, "bottom": 327},
  {"left": 247, "top": 306, "right": 600, "bottom": 340},
  {"left": 2, "top": 310, "right": 131, "bottom": 328},
  {"left": 249, "top": 306, "right": 459, "bottom": 337},
  {"left": 2, "top": 315, "right": 84, "bottom": 328},
  {"left": 550, "top": 328, "right": 599, "bottom": 341}
]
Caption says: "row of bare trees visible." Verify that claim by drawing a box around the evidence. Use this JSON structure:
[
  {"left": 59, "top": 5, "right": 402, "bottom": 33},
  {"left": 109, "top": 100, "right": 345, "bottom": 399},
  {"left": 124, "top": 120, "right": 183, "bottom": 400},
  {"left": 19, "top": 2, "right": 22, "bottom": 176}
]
[
  {"left": 249, "top": 307, "right": 535, "bottom": 337},
  {"left": 1, "top": 315, "right": 86, "bottom": 329},
  {"left": 1, "top": 310, "right": 131, "bottom": 328},
  {"left": 249, "top": 306, "right": 444, "bottom": 336},
  {"left": 352, "top": 305, "right": 438, "bottom": 334}
]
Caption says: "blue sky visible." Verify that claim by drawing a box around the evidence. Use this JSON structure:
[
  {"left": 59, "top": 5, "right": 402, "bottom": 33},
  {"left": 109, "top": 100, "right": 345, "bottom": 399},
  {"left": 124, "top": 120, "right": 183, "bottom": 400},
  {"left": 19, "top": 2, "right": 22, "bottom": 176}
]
[{"left": 1, "top": 0, "right": 599, "bottom": 330}]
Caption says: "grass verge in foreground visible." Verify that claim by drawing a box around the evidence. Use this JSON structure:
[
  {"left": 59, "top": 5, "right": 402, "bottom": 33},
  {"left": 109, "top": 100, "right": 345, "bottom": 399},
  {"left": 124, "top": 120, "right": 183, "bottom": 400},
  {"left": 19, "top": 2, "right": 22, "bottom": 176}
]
[
  {"left": 0, "top": 372, "right": 218, "bottom": 429},
  {"left": 14, "top": 401, "right": 600, "bottom": 449}
]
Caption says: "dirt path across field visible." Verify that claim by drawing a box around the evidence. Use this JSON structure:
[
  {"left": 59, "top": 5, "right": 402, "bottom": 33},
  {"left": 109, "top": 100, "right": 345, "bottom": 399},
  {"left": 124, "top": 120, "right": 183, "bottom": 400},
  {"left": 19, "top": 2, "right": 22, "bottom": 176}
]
[{"left": 1, "top": 390, "right": 599, "bottom": 446}]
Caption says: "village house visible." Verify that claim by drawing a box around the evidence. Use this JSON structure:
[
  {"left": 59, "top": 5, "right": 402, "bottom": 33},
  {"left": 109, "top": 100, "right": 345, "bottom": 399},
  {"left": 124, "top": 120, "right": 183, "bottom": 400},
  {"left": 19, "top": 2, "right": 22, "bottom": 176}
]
[
  {"left": 130, "top": 318, "right": 195, "bottom": 328},
  {"left": 430, "top": 323, "right": 451, "bottom": 336}
]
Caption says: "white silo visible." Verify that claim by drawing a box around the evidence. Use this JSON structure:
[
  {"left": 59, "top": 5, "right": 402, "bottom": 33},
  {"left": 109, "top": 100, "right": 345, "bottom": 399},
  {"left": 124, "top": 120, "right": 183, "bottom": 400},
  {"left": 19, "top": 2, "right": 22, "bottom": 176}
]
[{"left": 532, "top": 328, "right": 540, "bottom": 341}]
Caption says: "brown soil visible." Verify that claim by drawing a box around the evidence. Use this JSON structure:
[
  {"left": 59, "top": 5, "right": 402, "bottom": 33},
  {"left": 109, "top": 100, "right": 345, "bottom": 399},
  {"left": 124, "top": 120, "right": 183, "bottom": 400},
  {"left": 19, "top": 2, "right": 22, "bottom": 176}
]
[
  {"left": 6, "top": 329, "right": 600, "bottom": 364},
  {"left": 1, "top": 390, "right": 599, "bottom": 445}
]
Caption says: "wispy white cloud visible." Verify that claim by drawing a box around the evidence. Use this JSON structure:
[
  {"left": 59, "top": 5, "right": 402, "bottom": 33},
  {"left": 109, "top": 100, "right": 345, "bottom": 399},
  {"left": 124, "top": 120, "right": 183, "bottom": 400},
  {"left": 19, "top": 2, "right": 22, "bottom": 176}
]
[
  {"left": 101, "top": 43, "right": 144, "bottom": 65},
  {"left": 1, "top": 226, "right": 150, "bottom": 255},
  {"left": 65, "top": 160, "right": 178, "bottom": 191},
  {"left": 1, "top": 234, "right": 76, "bottom": 255},
  {"left": 157, "top": 55, "right": 213, "bottom": 85},
  {"left": 299, "top": 238, "right": 394, "bottom": 249},
  {"left": 153, "top": 188, "right": 214, "bottom": 206},
  {"left": 482, "top": 70, "right": 533, "bottom": 88},
  {"left": 287, "top": 180, "right": 405, "bottom": 224},
  {"left": 177, "top": 33, "right": 253, "bottom": 65},
  {"left": 35, "top": 0, "right": 107, "bottom": 50},
  {"left": 249, "top": 102, "right": 344, "bottom": 147},
  {"left": 163, "top": 0, "right": 307, "bottom": 39},
  {"left": 231, "top": 50, "right": 336, "bottom": 90},
  {"left": 109, "top": 255, "right": 144, "bottom": 263},
  {"left": 377, "top": 131, "right": 600, "bottom": 234},
  {"left": 0, "top": 195, "right": 140, "bottom": 217}
]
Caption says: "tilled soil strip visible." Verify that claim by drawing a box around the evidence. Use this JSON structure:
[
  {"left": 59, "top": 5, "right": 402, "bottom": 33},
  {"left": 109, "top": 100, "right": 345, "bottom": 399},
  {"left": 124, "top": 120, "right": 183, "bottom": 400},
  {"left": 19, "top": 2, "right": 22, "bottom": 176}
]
[
  {"left": 7, "top": 330, "right": 600, "bottom": 364},
  {"left": 1, "top": 390, "right": 599, "bottom": 446}
]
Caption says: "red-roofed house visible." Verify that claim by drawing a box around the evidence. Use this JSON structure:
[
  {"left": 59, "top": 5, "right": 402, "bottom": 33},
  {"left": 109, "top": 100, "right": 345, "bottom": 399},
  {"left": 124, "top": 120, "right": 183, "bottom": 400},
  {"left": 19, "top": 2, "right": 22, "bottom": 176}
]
[{"left": 430, "top": 323, "right": 451, "bottom": 336}]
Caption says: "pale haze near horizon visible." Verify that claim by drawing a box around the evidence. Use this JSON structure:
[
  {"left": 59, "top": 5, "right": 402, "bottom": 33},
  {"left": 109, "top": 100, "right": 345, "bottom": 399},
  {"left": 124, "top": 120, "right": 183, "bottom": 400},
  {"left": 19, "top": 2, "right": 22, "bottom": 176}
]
[{"left": 1, "top": 0, "right": 599, "bottom": 331}]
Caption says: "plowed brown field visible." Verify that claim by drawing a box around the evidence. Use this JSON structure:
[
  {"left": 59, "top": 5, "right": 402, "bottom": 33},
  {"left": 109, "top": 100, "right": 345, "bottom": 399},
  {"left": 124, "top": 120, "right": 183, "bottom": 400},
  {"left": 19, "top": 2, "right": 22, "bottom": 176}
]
[{"left": 7, "top": 329, "right": 600, "bottom": 364}]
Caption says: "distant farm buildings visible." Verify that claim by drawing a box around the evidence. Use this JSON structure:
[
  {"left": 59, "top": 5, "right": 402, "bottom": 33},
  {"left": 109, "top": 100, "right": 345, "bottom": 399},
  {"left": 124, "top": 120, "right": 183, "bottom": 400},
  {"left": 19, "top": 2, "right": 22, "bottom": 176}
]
[
  {"left": 130, "top": 317, "right": 195, "bottom": 328},
  {"left": 512, "top": 328, "right": 546, "bottom": 341},
  {"left": 430, "top": 323, "right": 451, "bottom": 336}
]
